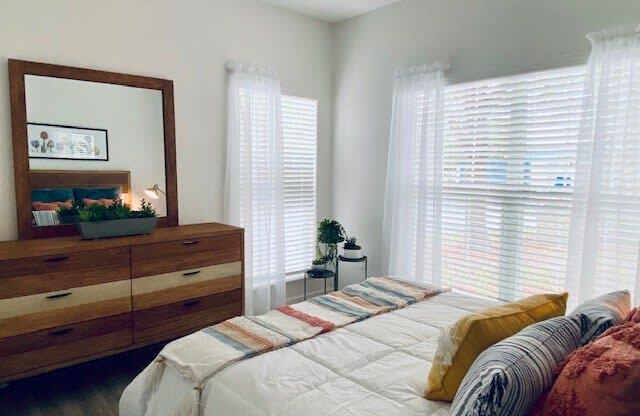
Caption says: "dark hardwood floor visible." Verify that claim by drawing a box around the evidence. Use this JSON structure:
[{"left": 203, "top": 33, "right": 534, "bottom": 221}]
[{"left": 0, "top": 344, "right": 163, "bottom": 415}]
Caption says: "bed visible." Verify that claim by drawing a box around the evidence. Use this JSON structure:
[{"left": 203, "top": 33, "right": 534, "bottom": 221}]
[{"left": 120, "top": 289, "right": 499, "bottom": 416}]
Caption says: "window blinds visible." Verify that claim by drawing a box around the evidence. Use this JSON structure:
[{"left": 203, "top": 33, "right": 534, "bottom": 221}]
[
  {"left": 282, "top": 95, "right": 318, "bottom": 276},
  {"left": 441, "top": 66, "right": 586, "bottom": 300}
]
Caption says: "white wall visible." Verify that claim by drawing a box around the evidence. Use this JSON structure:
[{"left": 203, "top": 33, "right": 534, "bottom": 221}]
[
  {"left": 0, "top": 0, "right": 334, "bottom": 301},
  {"left": 332, "top": 0, "right": 640, "bottom": 281}
]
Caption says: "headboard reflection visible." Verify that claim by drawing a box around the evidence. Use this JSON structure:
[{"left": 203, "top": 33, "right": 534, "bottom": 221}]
[
  {"left": 29, "top": 170, "right": 132, "bottom": 237},
  {"left": 30, "top": 170, "right": 131, "bottom": 205}
]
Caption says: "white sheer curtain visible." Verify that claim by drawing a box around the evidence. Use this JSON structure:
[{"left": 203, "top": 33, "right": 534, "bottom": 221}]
[
  {"left": 567, "top": 27, "right": 640, "bottom": 307},
  {"left": 225, "top": 62, "right": 286, "bottom": 315},
  {"left": 383, "top": 63, "right": 448, "bottom": 283}
]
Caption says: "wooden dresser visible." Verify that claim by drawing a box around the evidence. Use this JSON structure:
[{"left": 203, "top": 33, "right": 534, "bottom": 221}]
[{"left": 0, "top": 223, "right": 244, "bottom": 382}]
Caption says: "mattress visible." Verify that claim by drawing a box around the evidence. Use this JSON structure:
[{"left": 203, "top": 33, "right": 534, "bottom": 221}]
[{"left": 120, "top": 290, "right": 498, "bottom": 416}]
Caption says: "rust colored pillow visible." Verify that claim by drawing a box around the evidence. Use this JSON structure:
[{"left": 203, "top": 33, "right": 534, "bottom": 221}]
[
  {"left": 531, "top": 308, "right": 640, "bottom": 416},
  {"left": 32, "top": 200, "right": 73, "bottom": 211},
  {"left": 83, "top": 198, "right": 116, "bottom": 207}
]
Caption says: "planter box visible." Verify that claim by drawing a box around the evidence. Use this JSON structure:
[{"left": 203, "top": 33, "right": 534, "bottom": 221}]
[{"left": 77, "top": 217, "right": 157, "bottom": 240}]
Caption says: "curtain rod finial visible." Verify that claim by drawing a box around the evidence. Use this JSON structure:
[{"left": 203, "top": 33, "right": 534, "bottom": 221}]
[
  {"left": 394, "top": 62, "right": 450, "bottom": 77},
  {"left": 226, "top": 61, "right": 239, "bottom": 72}
]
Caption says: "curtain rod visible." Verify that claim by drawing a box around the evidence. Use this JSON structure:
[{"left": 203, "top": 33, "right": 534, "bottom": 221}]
[{"left": 225, "top": 60, "right": 278, "bottom": 77}]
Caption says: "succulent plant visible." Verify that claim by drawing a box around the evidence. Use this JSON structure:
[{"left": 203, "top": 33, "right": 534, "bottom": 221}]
[
  {"left": 344, "top": 236, "right": 360, "bottom": 249},
  {"left": 70, "top": 199, "right": 156, "bottom": 223}
]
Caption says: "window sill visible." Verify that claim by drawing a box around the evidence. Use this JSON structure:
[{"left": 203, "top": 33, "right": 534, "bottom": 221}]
[{"left": 285, "top": 271, "right": 306, "bottom": 283}]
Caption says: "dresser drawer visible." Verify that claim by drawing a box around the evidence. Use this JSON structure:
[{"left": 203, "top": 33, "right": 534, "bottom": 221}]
[
  {"left": 131, "top": 233, "right": 242, "bottom": 277},
  {"left": 133, "top": 289, "right": 242, "bottom": 344},
  {"left": 0, "top": 280, "right": 131, "bottom": 338},
  {"left": 0, "top": 313, "right": 132, "bottom": 378},
  {"left": 132, "top": 262, "right": 242, "bottom": 310},
  {"left": 0, "top": 247, "right": 130, "bottom": 299}
]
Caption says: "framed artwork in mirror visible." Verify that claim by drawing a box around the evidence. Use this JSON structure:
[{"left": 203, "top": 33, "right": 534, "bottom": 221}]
[{"left": 27, "top": 123, "right": 109, "bottom": 161}]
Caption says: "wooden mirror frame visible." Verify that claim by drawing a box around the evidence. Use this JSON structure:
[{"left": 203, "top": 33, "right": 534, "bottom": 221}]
[{"left": 8, "top": 59, "right": 178, "bottom": 239}]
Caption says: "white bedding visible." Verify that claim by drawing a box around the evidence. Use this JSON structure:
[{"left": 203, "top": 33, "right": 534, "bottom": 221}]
[{"left": 120, "top": 290, "right": 498, "bottom": 416}]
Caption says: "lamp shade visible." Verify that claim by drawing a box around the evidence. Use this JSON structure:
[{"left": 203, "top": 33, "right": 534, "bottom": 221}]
[{"left": 145, "top": 184, "right": 164, "bottom": 200}]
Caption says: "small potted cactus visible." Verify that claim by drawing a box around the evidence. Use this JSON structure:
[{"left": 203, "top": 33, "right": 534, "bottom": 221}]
[{"left": 343, "top": 236, "right": 362, "bottom": 259}]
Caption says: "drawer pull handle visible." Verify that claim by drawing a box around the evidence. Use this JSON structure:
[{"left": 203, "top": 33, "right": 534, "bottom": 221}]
[
  {"left": 45, "top": 255, "right": 70, "bottom": 263},
  {"left": 183, "top": 270, "right": 201, "bottom": 277},
  {"left": 46, "top": 291, "right": 72, "bottom": 300},
  {"left": 49, "top": 327, "right": 73, "bottom": 336},
  {"left": 183, "top": 300, "right": 201, "bottom": 308},
  {"left": 182, "top": 240, "right": 200, "bottom": 246}
]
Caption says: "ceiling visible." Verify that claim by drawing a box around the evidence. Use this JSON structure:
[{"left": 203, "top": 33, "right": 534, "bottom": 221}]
[{"left": 260, "top": 0, "right": 402, "bottom": 22}]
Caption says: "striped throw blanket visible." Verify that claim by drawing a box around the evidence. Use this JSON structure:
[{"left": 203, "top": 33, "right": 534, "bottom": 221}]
[{"left": 139, "top": 277, "right": 445, "bottom": 415}]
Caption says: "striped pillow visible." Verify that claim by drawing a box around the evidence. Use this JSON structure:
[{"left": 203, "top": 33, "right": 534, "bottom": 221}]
[
  {"left": 450, "top": 315, "right": 583, "bottom": 416},
  {"left": 570, "top": 291, "right": 630, "bottom": 346}
]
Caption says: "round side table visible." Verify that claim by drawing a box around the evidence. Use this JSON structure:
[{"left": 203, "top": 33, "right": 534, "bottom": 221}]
[
  {"left": 304, "top": 269, "right": 334, "bottom": 300},
  {"left": 335, "top": 255, "right": 368, "bottom": 291}
]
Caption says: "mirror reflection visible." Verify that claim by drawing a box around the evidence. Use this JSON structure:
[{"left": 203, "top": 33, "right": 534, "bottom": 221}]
[{"left": 25, "top": 75, "right": 167, "bottom": 227}]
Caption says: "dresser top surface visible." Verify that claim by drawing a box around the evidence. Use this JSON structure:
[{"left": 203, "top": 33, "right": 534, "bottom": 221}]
[{"left": 0, "top": 223, "right": 243, "bottom": 260}]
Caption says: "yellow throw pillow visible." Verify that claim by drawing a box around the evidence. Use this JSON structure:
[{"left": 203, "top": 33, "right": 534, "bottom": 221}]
[{"left": 424, "top": 292, "right": 568, "bottom": 401}]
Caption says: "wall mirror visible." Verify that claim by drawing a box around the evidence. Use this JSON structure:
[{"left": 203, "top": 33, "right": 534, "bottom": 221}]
[{"left": 9, "top": 60, "right": 178, "bottom": 239}]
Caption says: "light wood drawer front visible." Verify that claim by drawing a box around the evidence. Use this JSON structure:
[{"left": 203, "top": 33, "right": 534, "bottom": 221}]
[
  {"left": 131, "top": 233, "right": 242, "bottom": 277},
  {"left": 0, "top": 280, "right": 131, "bottom": 338},
  {"left": 0, "top": 247, "right": 130, "bottom": 299},
  {"left": 134, "top": 289, "right": 242, "bottom": 344},
  {"left": 0, "top": 314, "right": 132, "bottom": 378},
  {"left": 132, "top": 262, "right": 242, "bottom": 310}
]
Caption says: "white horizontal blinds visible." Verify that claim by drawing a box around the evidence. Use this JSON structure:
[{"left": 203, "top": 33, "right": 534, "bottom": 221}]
[
  {"left": 282, "top": 95, "right": 318, "bottom": 275},
  {"left": 441, "top": 66, "right": 586, "bottom": 300}
]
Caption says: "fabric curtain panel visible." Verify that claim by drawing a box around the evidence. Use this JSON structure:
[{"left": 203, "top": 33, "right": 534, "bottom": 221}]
[
  {"left": 567, "top": 27, "right": 640, "bottom": 307},
  {"left": 225, "top": 63, "right": 286, "bottom": 315},
  {"left": 383, "top": 63, "right": 447, "bottom": 283}
]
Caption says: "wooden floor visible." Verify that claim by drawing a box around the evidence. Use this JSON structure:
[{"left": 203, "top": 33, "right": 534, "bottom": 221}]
[{"left": 0, "top": 344, "right": 163, "bottom": 416}]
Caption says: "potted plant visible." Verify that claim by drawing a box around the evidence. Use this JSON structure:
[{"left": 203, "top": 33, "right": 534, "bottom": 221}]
[
  {"left": 72, "top": 199, "right": 157, "bottom": 239},
  {"left": 316, "top": 218, "right": 345, "bottom": 263},
  {"left": 311, "top": 256, "right": 328, "bottom": 271},
  {"left": 343, "top": 236, "right": 362, "bottom": 259},
  {"left": 57, "top": 200, "right": 83, "bottom": 224}
]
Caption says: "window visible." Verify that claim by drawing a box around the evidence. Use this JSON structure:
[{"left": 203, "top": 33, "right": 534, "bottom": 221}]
[
  {"left": 441, "top": 66, "right": 586, "bottom": 300},
  {"left": 282, "top": 95, "right": 318, "bottom": 278}
]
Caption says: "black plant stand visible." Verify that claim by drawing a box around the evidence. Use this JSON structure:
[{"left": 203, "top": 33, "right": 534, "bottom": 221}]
[
  {"left": 335, "top": 255, "right": 368, "bottom": 291},
  {"left": 304, "top": 269, "right": 334, "bottom": 300}
]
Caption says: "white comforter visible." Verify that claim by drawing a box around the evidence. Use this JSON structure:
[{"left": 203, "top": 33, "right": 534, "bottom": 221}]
[{"left": 120, "top": 290, "right": 498, "bottom": 416}]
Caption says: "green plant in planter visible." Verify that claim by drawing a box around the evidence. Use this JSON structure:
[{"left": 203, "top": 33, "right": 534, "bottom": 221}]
[
  {"left": 316, "top": 219, "right": 345, "bottom": 264},
  {"left": 57, "top": 200, "right": 83, "bottom": 224},
  {"left": 74, "top": 199, "right": 156, "bottom": 222},
  {"left": 311, "top": 257, "right": 327, "bottom": 266},
  {"left": 344, "top": 236, "right": 360, "bottom": 250},
  {"left": 317, "top": 219, "right": 345, "bottom": 245},
  {"left": 137, "top": 199, "right": 156, "bottom": 218}
]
